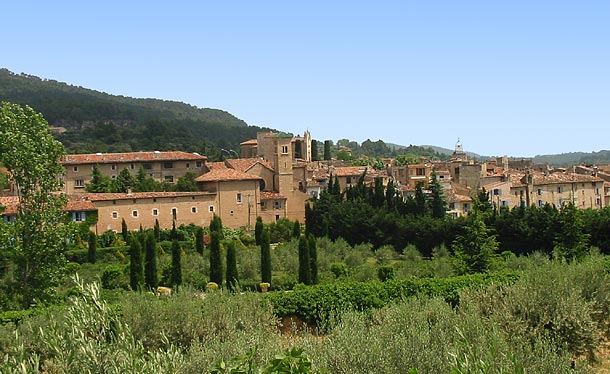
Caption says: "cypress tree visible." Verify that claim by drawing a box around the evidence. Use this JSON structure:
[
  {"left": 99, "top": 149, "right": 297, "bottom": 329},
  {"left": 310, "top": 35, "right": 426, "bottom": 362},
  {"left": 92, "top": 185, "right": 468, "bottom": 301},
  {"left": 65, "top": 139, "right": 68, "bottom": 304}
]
[
  {"left": 311, "top": 139, "right": 318, "bottom": 161},
  {"left": 129, "top": 233, "right": 143, "bottom": 291},
  {"left": 298, "top": 236, "right": 311, "bottom": 284},
  {"left": 209, "top": 230, "right": 223, "bottom": 285},
  {"left": 323, "top": 140, "right": 332, "bottom": 161},
  {"left": 308, "top": 234, "right": 319, "bottom": 285},
  {"left": 121, "top": 218, "right": 129, "bottom": 243},
  {"left": 210, "top": 214, "right": 223, "bottom": 238},
  {"left": 261, "top": 229, "right": 272, "bottom": 284},
  {"left": 87, "top": 231, "right": 97, "bottom": 264},
  {"left": 226, "top": 241, "right": 238, "bottom": 290},
  {"left": 428, "top": 171, "right": 446, "bottom": 219},
  {"left": 415, "top": 182, "right": 427, "bottom": 216},
  {"left": 292, "top": 220, "right": 301, "bottom": 239},
  {"left": 154, "top": 219, "right": 160, "bottom": 241},
  {"left": 144, "top": 231, "right": 158, "bottom": 289},
  {"left": 254, "top": 216, "right": 264, "bottom": 246},
  {"left": 195, "top": 226, "right": 204, "bottom": 255},
  {"left": 170, "top": 239, "right": 182, "bottom": 288}
]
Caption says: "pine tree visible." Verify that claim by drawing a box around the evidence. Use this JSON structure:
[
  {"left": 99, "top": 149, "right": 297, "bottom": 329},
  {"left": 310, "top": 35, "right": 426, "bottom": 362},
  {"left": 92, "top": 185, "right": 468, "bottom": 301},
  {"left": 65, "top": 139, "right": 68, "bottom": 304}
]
[
  {"left": 129, "top": 234, "right": 143, "bottom": 291},
  {"left": 87, "top": 231, "right": 97, "bottom": 264},
  {"left": 86, "top": 165, "right": 111, "bottom": 192},
  {"left": 170, "top": 239, "right": 182, "bottom": 288},
  {"left": 144, "top": 231, "right": 158, "bottom": 289},
  {"left": 209, "top": 230, "right": 223, "bottom": 285},
  {"left": 298, "top": 236, "right": 311, "bottom": 285},
  {"left": 260, "top": 229, "right": 272, "bottom": 284},
  {"left": 308, "top": 234, "right": 319, "bottom": 284},
  {"left": 225, "top": 241, "right": 238, "bottom": 290},
  {"left": 255, "top": 216, "right": 264, "bottom": 246},
  {"left": 195, "top": 226, "right": 204, "bottom": 255}
]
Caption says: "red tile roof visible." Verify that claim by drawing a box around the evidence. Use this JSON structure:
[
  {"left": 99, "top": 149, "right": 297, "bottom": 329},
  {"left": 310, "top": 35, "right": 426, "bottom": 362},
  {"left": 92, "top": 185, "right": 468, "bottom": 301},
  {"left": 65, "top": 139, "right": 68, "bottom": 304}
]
[
  {"left": 206, "top": 161, "right": 229, "bottom": 170},
  {"left": 240, "top": 139, "right": 258, "bottom": 146},
  {"left": 260, "top": 191, "right": 286, "bottom": 200},
  {"left": 195, "top": 169, "right": 262, "bottom": 182},
  {"left": 73, "top": 191, "right": 215, "bottom": 202},
  {"left": 226, "top": 158, "right": 274, "bottom": 173},
  {"left": 62, "top": 151, "right": 206, "bottom": 165},
  {"left": 333, "top": 166, "right": 370, "bottom": 177},
  {"left": 0, "top": 196, "right": 96, "bottom": 214}
]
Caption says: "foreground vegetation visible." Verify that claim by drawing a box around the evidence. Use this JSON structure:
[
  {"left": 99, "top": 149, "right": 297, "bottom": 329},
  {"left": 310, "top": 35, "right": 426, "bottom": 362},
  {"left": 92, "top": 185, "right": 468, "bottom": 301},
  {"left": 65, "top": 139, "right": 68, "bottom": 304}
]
[{"left": 2, "top": 255, "right": 609, "bottom": 373}]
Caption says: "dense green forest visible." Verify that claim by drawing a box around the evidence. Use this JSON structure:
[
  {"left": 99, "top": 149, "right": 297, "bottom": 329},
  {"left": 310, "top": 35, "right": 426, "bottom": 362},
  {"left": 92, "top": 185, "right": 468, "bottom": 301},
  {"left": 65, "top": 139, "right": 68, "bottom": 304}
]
[{"left": 0, "top": 69, "right": 275, "bottom": 155}]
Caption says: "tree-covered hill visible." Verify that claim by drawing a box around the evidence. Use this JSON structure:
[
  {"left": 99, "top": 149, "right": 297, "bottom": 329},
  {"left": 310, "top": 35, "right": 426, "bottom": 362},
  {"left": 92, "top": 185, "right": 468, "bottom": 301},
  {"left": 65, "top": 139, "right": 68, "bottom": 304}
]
[{"left": 0, "top": 68, "right": 275, "bottom": 155}]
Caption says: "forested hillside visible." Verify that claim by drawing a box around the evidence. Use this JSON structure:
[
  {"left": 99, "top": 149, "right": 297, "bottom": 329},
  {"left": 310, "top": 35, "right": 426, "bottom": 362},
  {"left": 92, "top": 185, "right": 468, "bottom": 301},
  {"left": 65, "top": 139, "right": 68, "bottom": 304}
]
[{"left": 0, "top": 69, "right": 275, "bottom": 155}]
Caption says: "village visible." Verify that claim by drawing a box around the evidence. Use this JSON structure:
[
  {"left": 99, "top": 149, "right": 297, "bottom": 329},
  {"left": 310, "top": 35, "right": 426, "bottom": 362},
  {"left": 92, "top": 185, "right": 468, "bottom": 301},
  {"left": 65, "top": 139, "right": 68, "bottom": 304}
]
[{"left": 2, "top": 130, "right": 608, "bottom": 234}]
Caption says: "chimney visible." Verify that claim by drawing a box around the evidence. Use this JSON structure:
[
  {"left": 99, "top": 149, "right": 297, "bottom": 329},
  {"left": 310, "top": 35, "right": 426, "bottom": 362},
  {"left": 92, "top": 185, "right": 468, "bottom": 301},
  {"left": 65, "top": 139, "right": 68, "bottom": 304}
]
[{"left": 127, "top": 186, "right": 132, "bottom": 195}]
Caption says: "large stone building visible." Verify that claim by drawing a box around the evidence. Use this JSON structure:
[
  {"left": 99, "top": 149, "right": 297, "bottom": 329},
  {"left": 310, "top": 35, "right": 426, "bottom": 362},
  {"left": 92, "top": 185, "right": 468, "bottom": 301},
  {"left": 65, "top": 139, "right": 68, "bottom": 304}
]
[{"left": 61, "top": 151, "right": 207, "bottom": 194}]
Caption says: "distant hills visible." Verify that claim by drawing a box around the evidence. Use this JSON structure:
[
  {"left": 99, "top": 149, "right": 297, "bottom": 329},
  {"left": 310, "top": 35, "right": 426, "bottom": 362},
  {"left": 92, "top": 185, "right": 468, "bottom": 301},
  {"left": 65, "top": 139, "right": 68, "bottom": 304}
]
[
  {"left": 2, "top": 68, "right": 609, "bottom": 166},
  {"left": 0, "top": 68, "right": 274, "bottom": 155}
]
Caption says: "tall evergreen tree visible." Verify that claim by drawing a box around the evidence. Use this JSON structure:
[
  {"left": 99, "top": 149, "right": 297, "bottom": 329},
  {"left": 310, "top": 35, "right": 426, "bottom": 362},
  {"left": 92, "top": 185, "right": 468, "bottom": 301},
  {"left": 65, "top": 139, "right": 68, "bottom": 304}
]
[
  {"left": 144, "top": 231, "right": 158, "bottom": 289},
  {"left": 170, "top": 239, "right": 182, "bottom": 288},
  {"left": 209, "top": 230, "right": 223, "bottom": 285},
  {"left": 85, "top": 165, "right": 111, "bottom": 192},
  {"left": 225, "top": 241, "right": 238, "bottom": 290},
  {"left": 311, "top": 139, "right": 319, "bottom": 161},
  {"left": 323, "top": 140, "right": 332, "bottom": 161},
  {"left": 294, "top": 139, "right": 303, "bottom": 159},
  {"left": 113, "top": 167, "right": 135, "bottom": 193},
  {"left": 308, "top": 234, "right": 319, "bottom": 285},
  {"left": 298, "top": 236, "right": 311, "bottom": 285},
  {"left": 129, "top": 233, "right": 143, "bottom": 291},
  {"left": 292, "top": 220, "right": 301, "bottom": 239},
  {"left": 255, "top": 216, "right": 264, "bottom": 246},
  {"left": 453, "top": 212, "right": 499, "bottom": 274},
  {"left": 87, "top": 231, "right": 97, "bottom": 264},
  {"left": 260, "top": 229, "right": 272, "bottom": 284},
  {"left": 210, "top": 214, "right": 223, "bottom": 238},
  {"left": 195, "top": 226, "right": 204, "bottom": 255},
  {"left": 554, "top": 202, "right": 590, "bottom": 262},
  {"left": 121, "top": 218, "right": 129, "bottom": 243},
  {"left": 154, "top": 219, "right": 160, "bottom": 241},
  {"left": 428, "top": 172, "right": 446, "bottom": 219},
  {"left": 415, "top": 182, "right": 427, "bottom": 216}
]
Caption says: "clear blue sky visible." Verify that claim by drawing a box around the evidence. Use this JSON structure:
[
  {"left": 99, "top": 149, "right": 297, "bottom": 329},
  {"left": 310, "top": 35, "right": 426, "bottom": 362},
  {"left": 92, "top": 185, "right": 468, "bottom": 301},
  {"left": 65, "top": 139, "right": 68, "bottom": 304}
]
[{"left": 2, "top": 1, "right": 609, "bottom": 157}]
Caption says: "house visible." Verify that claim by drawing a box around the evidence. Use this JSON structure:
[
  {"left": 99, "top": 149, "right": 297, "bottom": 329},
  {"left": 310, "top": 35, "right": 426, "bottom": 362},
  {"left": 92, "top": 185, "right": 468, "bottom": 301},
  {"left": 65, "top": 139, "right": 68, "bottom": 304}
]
[
  {"left": 61, "top": 151, "right": 207, "bottom": 194},
  {"left": 0, "top": 195, "right": 97, "bottom": 224}
]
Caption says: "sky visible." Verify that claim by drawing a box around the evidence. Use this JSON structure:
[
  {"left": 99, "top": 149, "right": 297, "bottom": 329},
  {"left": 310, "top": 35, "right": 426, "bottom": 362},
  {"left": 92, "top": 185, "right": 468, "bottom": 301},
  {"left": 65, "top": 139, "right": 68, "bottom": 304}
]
[{"left": 2, "top": 1, "right": 609, "bottom": 157}]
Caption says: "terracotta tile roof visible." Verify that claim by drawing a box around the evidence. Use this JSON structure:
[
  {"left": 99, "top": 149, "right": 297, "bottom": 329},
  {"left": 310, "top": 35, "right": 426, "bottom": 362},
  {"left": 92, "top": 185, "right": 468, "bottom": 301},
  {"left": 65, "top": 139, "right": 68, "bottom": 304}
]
[
  {"left": 226, "top": 158, "right": 274, "bottom": 173},
  {"left": 62, "top": 151, "right": 206, "bottom": 165},
  {"left": 73, "top": 191, "right": 214, "bottom": 202},
  {"left": 0, "top": 196, "right": 96, "bottom": 215},
  {"left": 240, "top": 139, "right": 258, "bottom": 146},
  {"left": 260, "top": 191, "right": 286, "bottom": 200},
  {"left": 444, "top": 189, "right": 473, "bottom": 203},
  {"left": 483, "top": 181, "right": 510, "bottom": 190},
  {"left": 534, "top": 173, "right": 603, "bottom": 185},
  {"left": 195, "top": 169, "right": 262, "bottom": 182},
  {"left": 206, "top": 162, "right": 229, "bottom": 170},
  {"left": 333, "top": 166, "right": 370, "bottom": 177}
]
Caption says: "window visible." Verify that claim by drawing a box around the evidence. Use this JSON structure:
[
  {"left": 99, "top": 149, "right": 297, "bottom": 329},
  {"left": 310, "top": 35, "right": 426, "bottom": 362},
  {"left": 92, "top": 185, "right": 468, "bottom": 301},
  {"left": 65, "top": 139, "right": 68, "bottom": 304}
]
[
  {"left": 592, "top": 182, "right": 597, "bottom": 187},
  {"left": 273, "top": 201, "right": 281, "bottom": 209},
  {"left": 596, "top": 198, "right": 602, "bottom": 206},
  {"left": 449, "top": 203, "right": 455, "bottom": 209},
  {"left": 73, "top": 166, "right": 78, "bottom": 172},
  {"left": 275, "top": 214, "right": 280, "bottom": 221},
  {"left": 557, "top": 186, "right": 563, "bottom": 193},
  {"left": 152, "top": 209, "right": 159, "bottom": 216},
  {"left": 463, "top": 203, "right": 470, "bottom": 213},
  {"left": 261, "top": 201, "right": 267, "bottom": 210},
  {"left": 538, "top": 200, "right": 544, "bottom": 207},
  {"left": 416, "top": 168, "right": 425, "bottom": 176},
  {"left": 163, "top": 162, "right": 174, "bottom": 169},
  {"left": 558, "top": 198, "right": 565, "bottom": 206},
  {"left": 143, "top": 163, "right": 152, "bottom": 170},
  {"left": 191, "top": 207, "right": 197, "bottom": 213},
  {"left": 236, "top": 193, "right": 242, "bottom": 204},
  {"left": 186, "top": 163, "right": 190, "bottom": 168},
  {"left": 346, "top": 176, "right": 353, "bottom": 185},
  {"left": 209, "top": 205, "right": 215, "bottom": 212},
  {"left": 196, "top": 161, "right": 203, "bottom": 167},
  {"left": 493, "top": 189, "right": 502, "bottom": 196},
  {"left": 596, "top": 188, "right": 601, "bottom": 196},
  {"left": 537, "top": 189, "right": 542, "bottom": 195},
  {"left": 164, "top": 175, "right": 174, "bottom": 182},
  {"left": 132, "top": 210, "right": 139, "bottom": 217},
  {"left": 112, "top": 211, "right": 118, "bottom": 219},
  {"left": 72, "top": 211, "right": 85, "bottom": 222},
  {"left": 281, "top": 145, "right": 289, "bottom": 154},
  {"left": 111, "top": 164, "right": 117, "bottom": 170},
  {"left": 500, "top": 200, "right": 509, "bottom": 207},
  {"left": 172, "top": 208, "right": 177, "bottom": 220},
  {"left": 75, "top": 179, "right": 85, "bottom": 188},
  {"left": 130, "top": 163, "right": 135, "bottom": 170}
]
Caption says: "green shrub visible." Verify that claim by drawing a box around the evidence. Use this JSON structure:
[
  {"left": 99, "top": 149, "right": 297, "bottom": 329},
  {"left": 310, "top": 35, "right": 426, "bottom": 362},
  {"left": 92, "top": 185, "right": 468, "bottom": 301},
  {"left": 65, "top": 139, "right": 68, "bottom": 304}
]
[
  {"left": 377, "top": 265, "right": 395, "bottom": 282},
  {"left": 330, "top": 262, "right": 348, "bottom": 278},
  {"left": 101, "top": 265, "right": 126, "bottom": 290}
]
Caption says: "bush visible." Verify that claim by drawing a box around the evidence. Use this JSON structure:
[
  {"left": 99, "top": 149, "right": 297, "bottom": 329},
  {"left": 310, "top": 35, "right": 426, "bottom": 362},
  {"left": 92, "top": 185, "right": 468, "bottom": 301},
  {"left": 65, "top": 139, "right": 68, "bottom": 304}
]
[
  {"left": 377, "top": 265, "right": 395, "bottom": 282},
  {"left": 330, "top": 263, "right": 348, "bottom": 278},
  {"left": 101, "top": 265, "right": 127, "bottom": 290}
]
